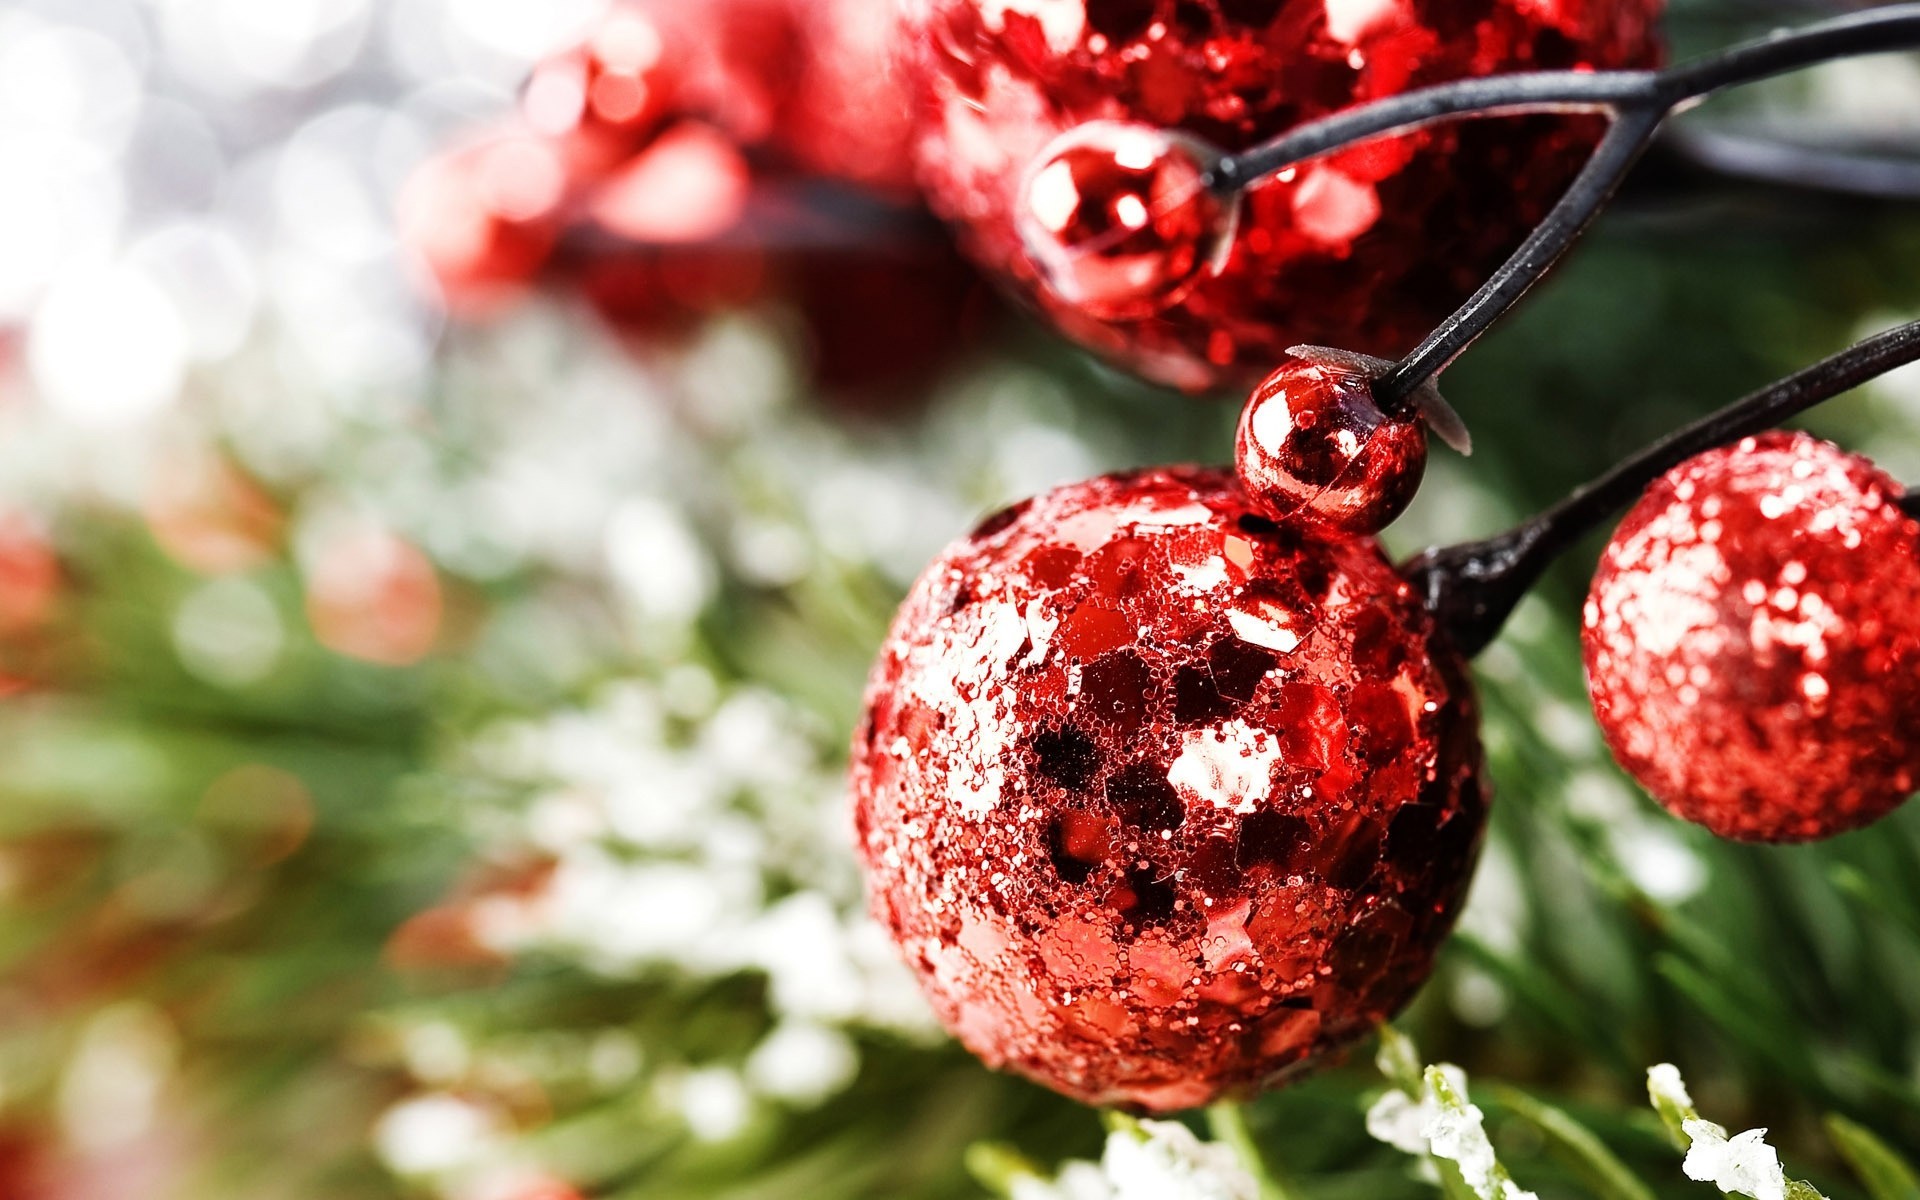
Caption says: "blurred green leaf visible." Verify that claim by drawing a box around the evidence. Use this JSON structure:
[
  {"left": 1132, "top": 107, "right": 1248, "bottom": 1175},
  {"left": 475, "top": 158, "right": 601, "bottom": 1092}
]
[{"left": 1826, "top": 1114, "right": 1920, "bottom": 1200}]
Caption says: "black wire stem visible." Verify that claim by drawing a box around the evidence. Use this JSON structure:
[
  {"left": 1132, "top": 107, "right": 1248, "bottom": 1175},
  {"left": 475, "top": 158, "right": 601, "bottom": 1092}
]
[
  {"left": 1204, "top": 4, "right": 1920, "bottom": 410},
  {"left": 1403, "top": 320, "right": 1920, "bottom": 657}
]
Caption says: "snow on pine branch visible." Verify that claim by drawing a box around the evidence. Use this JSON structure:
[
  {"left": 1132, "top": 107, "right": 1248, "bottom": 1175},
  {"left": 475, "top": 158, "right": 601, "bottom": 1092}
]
[{"left": 1646, "top": 1064, "right": 1829, "bottom": 1200}]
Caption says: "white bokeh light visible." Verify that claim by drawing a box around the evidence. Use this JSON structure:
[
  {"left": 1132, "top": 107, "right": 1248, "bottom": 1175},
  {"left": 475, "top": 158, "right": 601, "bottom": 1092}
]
[
  {"left": 155, "top": 0, "right": 373, "bottom": 94},
  {"left": 173, "top": 576, "right": 284, "bottom": 687},
  {"left": 0, "top": 134, "right": 124, "bottom": 319},
  {"left": 128, "top": 223, "right": 258, "bottom": 361},
  {"left": 0, "top": 19, "right": 144, "bottom": 149},
  {"left": 28, "top": 260, "right": 189, "bottom": 427}
]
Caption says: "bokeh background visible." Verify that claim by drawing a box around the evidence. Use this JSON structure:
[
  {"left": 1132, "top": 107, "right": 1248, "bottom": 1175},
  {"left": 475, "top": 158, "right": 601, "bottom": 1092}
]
[{"left": 0, "top": 0, "right": 1918, "bottom": 1196}]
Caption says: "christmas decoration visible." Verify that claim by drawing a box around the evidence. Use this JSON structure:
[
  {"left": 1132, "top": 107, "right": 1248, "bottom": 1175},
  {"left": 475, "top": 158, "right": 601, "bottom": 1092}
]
[
  {"left": 1017, "top": 121, "right": 1232, "bottom": 320},
  {"left": 402, "top": 0, "right": 976, "bottom": 397},
  {"left": 520, "top": 4, "right": 681, "bottom": 175},
  {"left": 523, "top": 0, "right": 919, "bottom": 196},
  {"left": 1234, "top": 349, "right": 1427, "bottom": 536},
  {"left": 1583, "top": 433, "right": 1920, "bottom": 842},
  {"left": 902, "top": 0, "right": 1665, "bottom": 390},
  {"left": 851, "top": 467, "right": 1486, "bottom": 1109},
  {"left": 396, "top": 127, "right": 569, "bottom": 314}
]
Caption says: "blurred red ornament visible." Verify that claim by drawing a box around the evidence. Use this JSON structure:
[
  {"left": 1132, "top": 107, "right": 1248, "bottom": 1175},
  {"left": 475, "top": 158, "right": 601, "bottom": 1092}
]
[
  {"left": 1235, "top": 352, "right": 1425, "bottom": 535},
  {"left": 143, "top": 452, "right": 283, "bottom": 575},
  {"left": 407, "top": 0, "right": 980, "bottom": 400},
  {"left": 584, "top": 121, "right": 754, "bottom": 245},
  {"left": 903, "top": 0, "right": 1664, "bottom": 390},
  {"left": 0, "top": 514, "right": 58, "bottom": 639},
  {"left": 1584, "top": 433, "right": 1920, "bottom": 842},
  {"left": 1018, "top": 121, "right": 1232, "bottom": 320},
  {"left": 397, "top": 128, "right": 569, "bottom": 315},
  {"left": 526, "top": 0, "right": 919, "bottom": 196},
  {"left": 523, "top": 5, "right": 680, "bottom": 173},
  {"left": 305, "top": 528, "right": 443, "bottom": 667},
  {"left": 852, "top": 467, "right": 1485, "bottom": 1110},
  {"left": 567, "top": 171, "right": 994, "bottom": 401}
]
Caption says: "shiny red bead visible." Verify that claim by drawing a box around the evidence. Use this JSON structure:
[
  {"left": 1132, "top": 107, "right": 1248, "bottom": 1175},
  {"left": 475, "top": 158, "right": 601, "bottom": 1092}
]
[
  {"left": 1235, "top": 354, "right": 1425, "bottom": 535},
  {"left": 1018, "top": 121, "right": 1232, "bottom": 320},
  {"left": 1584, "top": 433, "right": 1920, "bottom": 842},
  {"left": 852, "top": 467, "right": 1486, "bottom": 1110},
  {"left": 902, "top": 0, "right": 1665, "bottom": 390}
]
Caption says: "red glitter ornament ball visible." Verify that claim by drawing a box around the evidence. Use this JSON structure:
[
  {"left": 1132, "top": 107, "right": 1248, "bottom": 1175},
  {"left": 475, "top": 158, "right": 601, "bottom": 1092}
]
[
  {"left": 1584, "top": 433, "right": 1920, "bottom": 843},
  {"left": 903, "top": 0, "right": 1664, "bottom": 390},
  {"left": 1235, "top": 352, "right": 1426, "bottom": 535},
  {"left": 1019, "top": 121, "right": 1232, "bottom": 319},
  {"left": 851, "top": 467, "right": 1486, "bottom": 1110}
]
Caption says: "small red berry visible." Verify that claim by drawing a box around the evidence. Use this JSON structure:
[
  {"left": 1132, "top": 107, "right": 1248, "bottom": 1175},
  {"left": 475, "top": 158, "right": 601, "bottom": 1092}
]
[
  {"left": 1235, "top": 353, "right": 1426, "bottom": 536},
  {"left": 1017, "top": 122, "right": 1233, "bottom": 321},
  {"left": 1584, "top": 432, "right": 1920, "bottom": 842},
  {"left": 853, "top": 468, "right": 1486, "bottom": 1110}
]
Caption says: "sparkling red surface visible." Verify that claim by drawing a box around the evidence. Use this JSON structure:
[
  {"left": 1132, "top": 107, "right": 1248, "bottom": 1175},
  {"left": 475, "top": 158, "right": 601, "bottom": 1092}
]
[
  {"left": 1235, "top": 355, "right": 1426, "bottom": 534},
  {"left": 1018, "top": 121, "right": 1231, "bottom": 319},
  {"left": 851, "top": 468, "right": 1486, "bottom": 1109},
  {"left": 1584, "top": 433, "right": 1920, "bottom": 843},
  {"left": 902, "top": 0, "right": 1664, "bottom": 391}
]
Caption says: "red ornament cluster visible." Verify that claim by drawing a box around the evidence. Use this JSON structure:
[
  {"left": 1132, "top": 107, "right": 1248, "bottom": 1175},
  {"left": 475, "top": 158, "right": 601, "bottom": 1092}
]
[
  {"left": 902, "top": 0, "right": 1664, "bottom": 390},
  {"left": 399, "top": 0, "right": 986, "bottom": 398},
  {"left": 1584, "top": 433, "right": 1920, "bottom": 842},
  {"left": 851, "top": 468, "right": 1485, "bottom": 1109}
]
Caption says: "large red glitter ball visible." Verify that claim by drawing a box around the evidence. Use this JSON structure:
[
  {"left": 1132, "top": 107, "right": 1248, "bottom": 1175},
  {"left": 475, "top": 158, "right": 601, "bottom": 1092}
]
[
  {"left": 1235, "top": 353, "right": 1425, "bottom": 535},
  {"left": 851, "top": 467, "right": 1486, "bottom": 1109},
  {"left": 1584, "top": 433, "right": 1920, "bottom": 843},
  {"left": 902, "top": 0, "right": 1664, "bottom": 390}
]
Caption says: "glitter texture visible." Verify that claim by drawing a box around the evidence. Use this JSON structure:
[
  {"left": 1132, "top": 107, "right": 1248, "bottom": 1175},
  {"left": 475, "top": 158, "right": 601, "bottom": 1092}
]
[
  {"left": 901, "top": 0, "right": 1664, "bottom": 390},
  {"left": 851, "top": 467, "right": 1486, "bottom": 1110},
  {"left": 1235, "top": 355, "right": 1426, "bottom": 535},
  {"left": 1584, "top": 433, "right": 1920, "bottom": 843}
]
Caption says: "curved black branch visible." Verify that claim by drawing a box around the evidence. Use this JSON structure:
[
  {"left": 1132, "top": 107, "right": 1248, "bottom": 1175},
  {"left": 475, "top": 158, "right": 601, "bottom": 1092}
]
[
  {"left": 1208, "top": 72, "right": 1654, "bottom": 191},
  {"left": 1205, "top": 4, "right": 1920, "bottom": 411},
  {"left": 1663, "top": 127, "right": 1920, "bottom": 201},
  {"left": 1370, "top": 110, "right": 1661, "bottom": 407},
  {"left": 1405, "top": 320, "right": 1920, "bottom": 657}
]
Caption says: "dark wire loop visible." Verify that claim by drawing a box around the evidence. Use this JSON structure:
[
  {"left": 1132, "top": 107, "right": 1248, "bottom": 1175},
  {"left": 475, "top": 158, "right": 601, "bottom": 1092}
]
[
  {"left": 1205, "top": 4, "right": 1920, "bottom": 410},
  {"left": 1403, "top": 320, "right": 1920, "bottom": 657}
]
